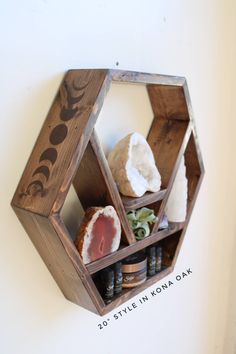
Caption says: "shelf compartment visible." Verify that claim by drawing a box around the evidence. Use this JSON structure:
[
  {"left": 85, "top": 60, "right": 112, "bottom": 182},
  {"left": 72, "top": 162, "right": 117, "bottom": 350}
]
[
  {"left": 73, "top": 130, "right": 135, "bottom": 245},
  {"left": 170, "top": 131, "right": 205, "bottom": 269},
  {"left": 97, "top": 230, "right": 182, "bottom": 314},
  {"left": 121, "top": 189, "right": 167, "bottom": 211},
  {"left": 11, "top": 69, "right": 204, "bottom": 316},
  {"left": 146, "top": 83, "right": 193, "bottom": 236},
  {"left": 102, "top": 266, "right": 173, "bottom": 314},
  {"left": 86, "top": 222, "right": 184, "bottom": 274},
  {"left": 149, "top": 122, "right": 193, "bottom": 235}
]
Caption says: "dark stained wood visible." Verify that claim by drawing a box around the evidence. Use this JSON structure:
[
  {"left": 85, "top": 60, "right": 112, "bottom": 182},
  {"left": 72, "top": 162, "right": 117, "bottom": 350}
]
[
  {"left": 73, "top": 140, "right": 110, "bottom": 208},
  {"left": 13, "top": 206, "right": 103, "bottom": 314},
  {"left": 12, "top": 69, "right": 110, "bottom": 216},
  {"left": 148, "top": 122, "right": 192, "bottom": 233},
  {"left": 90, "top": 131, "right": 136, "bottom": 244},
  {"left": 185, "top": 133, "right": 202, "bottom": 174},
  {"left": 11, "top": 69, "right": 205, "bottom": 316},
  {"left": 121, "top": 189, "right": 166, "bottom": 211},
  {"left": 73, "top": 130, "right": 136, "bottom": 245},
  {"left": 110, "top": 69, "right": 185, "bottom": 86},
  {"left": 101, "top": 229, "right": 182, "bottom": 314},
  {"left": 169, "top": 135, "right": 205, "bottom": 269},
  {"left": 147, "top": 118, "right": 189, "bottom": 188},
  {"left": 102, "top": 266, "right": 173, "bottom": 315},
  {"left": 147, "top": 84, "right": 189, "bottom": 121},
  {"left": 150, "top": 123, "right": 192, "bottom": 234},
  {"left": 52, "top": 74, "right": 112, "bottom": 215},
  {"left": 50, "top": 214, "right": 105, "bottom": 312},
  {"left": 87, "top": 222, "right": 185, "bottom": 274},
  {"left": 160, "top": 231, "right": 182, "bottom": 267},
  {"left": 185, "top": 132, "right": 203, "bottom": 210},
  {"left": 183, "top": 80, "right": 194, "bottom": 121}
]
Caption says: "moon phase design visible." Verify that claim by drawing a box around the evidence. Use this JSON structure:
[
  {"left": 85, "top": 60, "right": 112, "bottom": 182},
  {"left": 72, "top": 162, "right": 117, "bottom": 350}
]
[
  {"left": 60, "top": 107, "right": 78, "bottom": 121},
  {"left": 26, "top": 180, "right": 44, "bottom": 196},
  {"left": 32, "top": 166, "right": 50, "bottom": 181},
  {"left": 24, "top": 76, "right": 91, "bottom": 199},
  {"left": 49, "top": 124, "right": 68, "bottom": 145},
  {"left": 72, "top": 80, "right": 89, "bottom": 91},
  {"left": 67, "top": 91, "right": 85, "bottom": 106},
  {"left": 39, "top": 148, "right": 57, "bottom": 165},
  {"left": 59, "top": 80, "right": 87, "bottom": 122}
]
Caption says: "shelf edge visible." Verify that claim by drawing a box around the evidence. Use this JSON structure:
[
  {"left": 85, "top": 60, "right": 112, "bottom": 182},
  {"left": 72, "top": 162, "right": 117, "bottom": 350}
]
[{"left": 87, "top": 222, "right": 184, "bottom": 274}]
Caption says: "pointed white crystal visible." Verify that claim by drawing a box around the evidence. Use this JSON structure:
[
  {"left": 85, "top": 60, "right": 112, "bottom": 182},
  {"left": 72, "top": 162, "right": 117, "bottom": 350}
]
[{"left": 165, "top": 158, "right": 188, "bottom": 222}]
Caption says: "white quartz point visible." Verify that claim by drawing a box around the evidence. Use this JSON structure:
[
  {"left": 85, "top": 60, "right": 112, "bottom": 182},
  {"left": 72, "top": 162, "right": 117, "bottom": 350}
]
[
  {"left": 165, "top": 158, "right": 188, "bottom": 222},
  {"left": 107, "top": 132, "right": 161, "bottom": 197}
]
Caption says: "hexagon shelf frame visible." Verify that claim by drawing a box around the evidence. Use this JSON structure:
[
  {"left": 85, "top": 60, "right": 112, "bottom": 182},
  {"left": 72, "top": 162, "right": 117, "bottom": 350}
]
[{"left": 11, "top": 69, "right": 204, "bottom": 316}]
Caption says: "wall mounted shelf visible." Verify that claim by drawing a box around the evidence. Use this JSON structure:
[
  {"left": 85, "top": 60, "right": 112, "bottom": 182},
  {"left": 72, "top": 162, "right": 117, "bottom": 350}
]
[{"left": 11, "top": 69, "right": 204, "bottom": 316}]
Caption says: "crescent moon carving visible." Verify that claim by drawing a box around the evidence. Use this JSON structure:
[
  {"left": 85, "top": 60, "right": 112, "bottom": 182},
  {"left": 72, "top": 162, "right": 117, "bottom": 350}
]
[
  {"left": 39, "top": 148, "right": 57, "bottom": 165},
  {"left": 72, "top": 80, "right": 89, "bottom": 91},
  {"left": 60, "top": 107, "right": 78, "bottom": 121},
  {"left": 26, "top": 180, "right": 44, "bottom": 196},
  {"left": 67, "top": 91, "right": 85, "bottom": 106},
  {"left": 32, "top": 166, "right": 50, "bottom": 181},
  {"left": 49, "top": 124, "right": 68, "bottom": 145}
]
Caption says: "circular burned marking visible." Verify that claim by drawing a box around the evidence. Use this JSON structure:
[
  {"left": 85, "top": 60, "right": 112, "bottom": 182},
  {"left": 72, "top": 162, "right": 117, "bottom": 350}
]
[
  {"left": 26, "top": 180, "right": 44, "bottom": 196},
  {"left": 32, "top": 166, "right": 50, "bottom": 181},
  {"left": 49, "top": 124, "right": 68, "bottom": 145},
  {"left": 39, "top": 148, "right": 57, "bottom": 165}
]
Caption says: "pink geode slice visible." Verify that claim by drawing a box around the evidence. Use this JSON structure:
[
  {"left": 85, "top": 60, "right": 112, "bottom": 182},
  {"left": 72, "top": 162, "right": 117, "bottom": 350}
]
[{"left": 75, "top": 206, "right": 121, "bottom": 264}]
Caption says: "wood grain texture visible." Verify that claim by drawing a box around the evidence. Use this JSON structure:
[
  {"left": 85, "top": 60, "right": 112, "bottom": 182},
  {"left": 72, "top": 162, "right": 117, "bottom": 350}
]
[
  {"left": 50, "top": 214, "right": 105, "bottom": 312},
  {"left": 11, "top": 69, "right": 205, "bottom": 315},
  {"left": 147, "top": 118, "right": 189, "bottom": 188},
  {"left": 150, "top": 123, "right": 192, "bottom": 234},
  {"left": 147, "top": 84, "right": 189, "bottom": 121},
  {"left": 185, "top": 133, "right": 202, "bottom": 209},
  {"left": 121, "top": 189, "right": 166, "bottom": 211},
  {"left": 109, "top": 69, "right": 185, "bottom": 86},
  {"left": 102, "top": 266, "right": 173, "bottom": 315},
  {"left": 73, "top": 130, "right": 136, "bottom": 245},
  {"left": 13, "top": 206, "right": 103, "bottom": 314},
  {"left": 12, "top": 69, "right": 110, "bottom": 216},
  {"left": 73, "top": 140, "right": 109, "bottom": 208},
  {"left": 87, "top": 222, "right": 184, "bottom": 274},
  {"left": 160, "top": 231, "right": 182, "bottom": 267}
]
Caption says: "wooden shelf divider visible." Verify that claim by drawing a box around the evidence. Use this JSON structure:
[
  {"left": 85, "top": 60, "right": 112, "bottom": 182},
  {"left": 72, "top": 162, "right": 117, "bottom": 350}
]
[
  {"left": 87, "top": 222, "right": 184, "bottom": 274},
  {"left": 11, "top": 69, "right": 204, "bottom": 315},
  {"left": 103, "top": 266, "right": 173, "bottom": 314},
  {"left": 121, "top": 189, "right": 167, "bottom": 211}
]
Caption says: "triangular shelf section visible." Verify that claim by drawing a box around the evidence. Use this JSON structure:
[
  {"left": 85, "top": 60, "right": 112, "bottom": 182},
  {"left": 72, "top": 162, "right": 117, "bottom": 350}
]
[{"left": 11, "top": 69, "right": 204, "bottom": 315}]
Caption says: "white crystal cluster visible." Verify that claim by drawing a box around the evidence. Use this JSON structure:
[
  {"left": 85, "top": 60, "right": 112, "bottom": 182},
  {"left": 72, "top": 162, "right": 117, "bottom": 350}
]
[{"left": 108, "top": 132, "right": 161, "bottom": 197}]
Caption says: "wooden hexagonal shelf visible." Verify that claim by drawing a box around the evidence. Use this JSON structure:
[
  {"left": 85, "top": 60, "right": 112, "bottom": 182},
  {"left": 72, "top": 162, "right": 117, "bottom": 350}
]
[{"left": 11, "top": 69, "right": 204, "bottom": 315}]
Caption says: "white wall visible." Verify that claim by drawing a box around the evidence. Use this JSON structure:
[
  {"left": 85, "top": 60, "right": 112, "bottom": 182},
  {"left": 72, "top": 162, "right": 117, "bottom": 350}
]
[{"left": 1, "top": 1, "right": 236, "bottom": 354}]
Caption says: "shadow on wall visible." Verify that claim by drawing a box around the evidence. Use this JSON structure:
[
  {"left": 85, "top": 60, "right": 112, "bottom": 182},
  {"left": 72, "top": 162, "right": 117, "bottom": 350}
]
[{"left": 6, "top": 73, "right": 65, "bottom": 193}]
